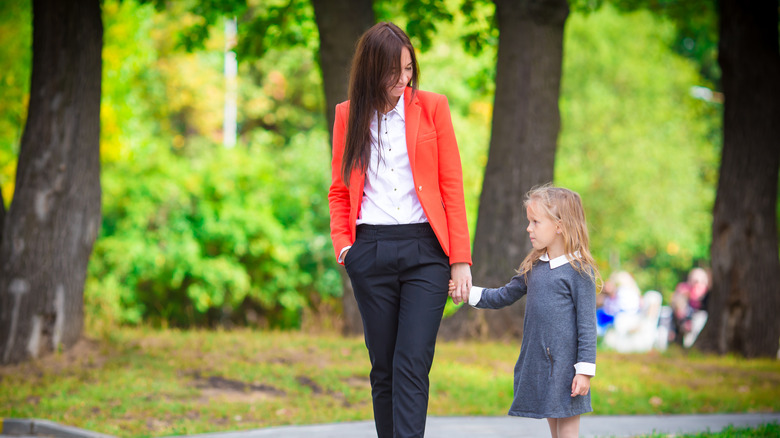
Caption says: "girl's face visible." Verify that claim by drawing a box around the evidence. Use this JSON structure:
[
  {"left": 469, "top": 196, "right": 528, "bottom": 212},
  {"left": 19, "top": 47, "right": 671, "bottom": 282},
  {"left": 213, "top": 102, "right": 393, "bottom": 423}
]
[
  {"left": 388, "top": 47, "right": 413, "bottom": 102},
  {"left": 526, "top": 201, "right": 563, "bottom": 257}
]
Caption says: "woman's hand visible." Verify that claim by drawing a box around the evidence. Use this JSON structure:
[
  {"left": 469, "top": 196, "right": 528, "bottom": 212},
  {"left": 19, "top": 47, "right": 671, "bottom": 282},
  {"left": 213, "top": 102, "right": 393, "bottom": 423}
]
[{"left": 449, "top": 262, "right": 472, "bottom": 305}]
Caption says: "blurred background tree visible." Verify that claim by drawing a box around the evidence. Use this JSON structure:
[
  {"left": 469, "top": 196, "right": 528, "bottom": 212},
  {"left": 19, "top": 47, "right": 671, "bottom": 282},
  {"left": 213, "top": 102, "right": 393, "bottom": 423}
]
[
  {"left": 441, "top": 0, "right": 571, "bottom": 340},
  {"left": 0, "top": 0, "right": 102, "bottom": 364}
]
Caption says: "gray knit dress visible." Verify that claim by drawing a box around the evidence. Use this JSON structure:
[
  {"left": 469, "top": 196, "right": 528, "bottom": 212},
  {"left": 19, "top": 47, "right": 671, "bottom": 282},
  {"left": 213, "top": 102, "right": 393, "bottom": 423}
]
[{"left": 474, "top": 257, "right": 597, "bottom": 419}]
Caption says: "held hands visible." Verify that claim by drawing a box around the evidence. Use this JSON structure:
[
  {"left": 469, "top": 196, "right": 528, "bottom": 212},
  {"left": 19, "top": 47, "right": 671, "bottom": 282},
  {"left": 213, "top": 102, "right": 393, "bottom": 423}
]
[
  {"left": 571, "top": 374, "right": 591, "bottom": 397},
  {"left": 449, "top": 263, "right": 472, "bottom": 305}
]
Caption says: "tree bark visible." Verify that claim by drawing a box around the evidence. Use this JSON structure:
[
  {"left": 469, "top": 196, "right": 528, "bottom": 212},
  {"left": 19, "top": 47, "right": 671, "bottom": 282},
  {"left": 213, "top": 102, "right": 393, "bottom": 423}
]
[
  {"left": 0, "top": 0, "right": 102, "bottom": 364},
  {"left": 311, "top": 0, "right": 374, "bottom": 336},
  {"left": 696, "top": 0, "right": 780, "bottom": 358},
  {"left": 312, "top": 0, "right": 375, "bottom": 136},
  {"left": 440, "top": 0, "right": 568, "bottom": 341},
  {"left": 0, "top": 190, "right": 5, "bottom": 247}
]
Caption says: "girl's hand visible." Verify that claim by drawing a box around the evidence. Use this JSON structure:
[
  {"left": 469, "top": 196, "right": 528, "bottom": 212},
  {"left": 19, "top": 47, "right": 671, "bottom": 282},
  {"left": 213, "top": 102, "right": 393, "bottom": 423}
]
[
  {"left": 450, "top": 263, "right": 472, "bottom": 305},
  {"left": 571, "top": 374, "right": 591, "bottom": 397}
]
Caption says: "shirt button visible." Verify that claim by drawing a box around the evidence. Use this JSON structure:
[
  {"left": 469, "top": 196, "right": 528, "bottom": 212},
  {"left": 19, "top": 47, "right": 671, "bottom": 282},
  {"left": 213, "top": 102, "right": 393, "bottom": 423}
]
[{"left": 418, "top": 186, "right": 422, "bottom": 191}]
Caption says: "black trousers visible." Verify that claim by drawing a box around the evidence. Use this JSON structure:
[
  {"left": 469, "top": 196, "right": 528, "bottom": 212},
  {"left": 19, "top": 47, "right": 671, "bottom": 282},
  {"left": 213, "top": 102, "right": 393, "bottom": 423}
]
[{"left": 344, "top": 223, "right": 450, "bottom": 438}]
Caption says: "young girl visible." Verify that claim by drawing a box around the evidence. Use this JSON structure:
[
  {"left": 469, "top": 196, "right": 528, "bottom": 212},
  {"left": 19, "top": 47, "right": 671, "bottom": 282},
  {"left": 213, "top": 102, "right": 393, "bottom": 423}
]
[{"left": 451, "top": 184, "right": 600, "bottom": 438}]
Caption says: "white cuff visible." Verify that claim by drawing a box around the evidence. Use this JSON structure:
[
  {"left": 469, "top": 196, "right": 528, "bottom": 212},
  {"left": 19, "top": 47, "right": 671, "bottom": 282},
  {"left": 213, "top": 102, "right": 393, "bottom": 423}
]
[
  {"left": 468, "top": 287, "right": 484, "bottom": 307},
  {"left": 338, "top": 246, "right": 352, "bottom": 263},
  {"left": 574, "top": 362, "right": 596, "bottom": 376}
]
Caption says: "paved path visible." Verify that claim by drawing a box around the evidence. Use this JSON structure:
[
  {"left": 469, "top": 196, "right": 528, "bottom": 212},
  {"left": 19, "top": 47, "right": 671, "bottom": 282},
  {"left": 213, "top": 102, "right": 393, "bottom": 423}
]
[
  {"left": 4, "top": 413, "right": 779, "bottom": 438},
  {"left": 170, "top": 413, "right": 779, "bottom": 438}
]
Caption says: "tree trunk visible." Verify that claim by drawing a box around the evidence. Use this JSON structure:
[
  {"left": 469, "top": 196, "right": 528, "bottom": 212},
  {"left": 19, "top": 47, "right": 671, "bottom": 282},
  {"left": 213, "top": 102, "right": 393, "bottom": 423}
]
[
  {"left": 440, "top": 0, "right": 568, "bottom": 341},
  {"left": 0, "top": 0, "right": 102, "bottom": 364},
  {"left": 311, "top": 0, "right": 374, "bottom": 336},
  {"left": 0, "top": 190, "right": 5, "bottom": 246},
  {"left": 311, "top": 0, "right": 375, "bottom": 136},
  {"left": 696, "top": 0, "right": 780, "bottom": 358}
]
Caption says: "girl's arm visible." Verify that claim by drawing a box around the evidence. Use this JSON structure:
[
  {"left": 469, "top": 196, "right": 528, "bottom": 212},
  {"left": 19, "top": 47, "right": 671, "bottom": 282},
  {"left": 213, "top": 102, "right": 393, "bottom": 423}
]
[
  {"left": 572, "top": 270, "right": 598, "bottom": 373},
  {"left": 465, "top": 274, "right": 528, "bottom": 309}
]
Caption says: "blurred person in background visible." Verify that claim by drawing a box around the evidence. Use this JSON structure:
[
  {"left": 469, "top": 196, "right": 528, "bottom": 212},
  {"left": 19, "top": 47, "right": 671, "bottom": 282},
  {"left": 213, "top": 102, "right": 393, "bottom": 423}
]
[
  {"left": 596, "top": 271, "right": 641, "bottom": 336},
  {"left": 670, "top": 267, "right": 710, "bottom": 347}
]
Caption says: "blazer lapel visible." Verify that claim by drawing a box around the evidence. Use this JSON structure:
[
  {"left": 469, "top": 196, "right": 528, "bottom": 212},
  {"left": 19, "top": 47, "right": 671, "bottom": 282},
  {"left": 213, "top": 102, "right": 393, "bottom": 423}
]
[{"left": 404, "top": 87, "right": 420, "bottom": 171}]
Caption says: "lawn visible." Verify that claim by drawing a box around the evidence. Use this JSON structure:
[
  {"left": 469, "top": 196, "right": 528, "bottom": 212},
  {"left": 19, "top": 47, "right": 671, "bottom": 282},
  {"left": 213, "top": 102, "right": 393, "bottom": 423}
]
[{"left": 1, "top": 327, "right": 778, "bottom": 437}]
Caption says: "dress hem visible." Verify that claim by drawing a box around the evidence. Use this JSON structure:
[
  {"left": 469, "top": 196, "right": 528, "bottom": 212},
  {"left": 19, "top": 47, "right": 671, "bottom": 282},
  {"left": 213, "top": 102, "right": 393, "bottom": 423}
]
[{"left": 507, "top": 407, "right": 593, "bottom": 419}]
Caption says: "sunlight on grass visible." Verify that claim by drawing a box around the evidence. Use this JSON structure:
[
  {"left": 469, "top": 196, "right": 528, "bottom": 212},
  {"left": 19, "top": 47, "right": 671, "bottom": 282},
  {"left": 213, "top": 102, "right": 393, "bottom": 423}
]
[{"left": 1, "top": 327, "right": 778, "bottom": 437}]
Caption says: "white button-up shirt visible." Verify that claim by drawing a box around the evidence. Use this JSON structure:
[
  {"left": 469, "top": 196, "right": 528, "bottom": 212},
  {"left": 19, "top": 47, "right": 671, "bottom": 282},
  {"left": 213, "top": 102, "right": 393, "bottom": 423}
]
[
  {"left": 357, "top": 96, "right": 427, "bottom": 226},
  {"left": 338, "top": 97, "right": 427, "bottom": 262}
]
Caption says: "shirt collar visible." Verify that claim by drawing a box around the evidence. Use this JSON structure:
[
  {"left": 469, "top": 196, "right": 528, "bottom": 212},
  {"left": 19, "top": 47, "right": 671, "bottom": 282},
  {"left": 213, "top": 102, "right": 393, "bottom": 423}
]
[
  {"left": 540, "top": 251, "right": 581, "bottom": 269},
  {"left": 373, "top": 96, "right": 405, "bottom": 124},
  {"left": 390, "top": 94, "right": 405, "bottom": 121}
]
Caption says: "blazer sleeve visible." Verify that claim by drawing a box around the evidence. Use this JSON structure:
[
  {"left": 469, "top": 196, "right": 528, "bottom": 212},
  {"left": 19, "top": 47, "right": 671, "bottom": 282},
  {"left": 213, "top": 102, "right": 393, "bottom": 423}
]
[
  {"left": 433, "top": 95, "right": 472, "bottom": 265},
  {"left": 328, "top": 103, "right": 352, "bottom": 262}
]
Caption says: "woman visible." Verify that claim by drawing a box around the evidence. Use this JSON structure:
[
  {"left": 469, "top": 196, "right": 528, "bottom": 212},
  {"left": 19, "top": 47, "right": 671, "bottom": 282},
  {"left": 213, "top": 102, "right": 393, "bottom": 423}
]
[{"left": 328, "top": 22, "right": 472, "bottom": 438}]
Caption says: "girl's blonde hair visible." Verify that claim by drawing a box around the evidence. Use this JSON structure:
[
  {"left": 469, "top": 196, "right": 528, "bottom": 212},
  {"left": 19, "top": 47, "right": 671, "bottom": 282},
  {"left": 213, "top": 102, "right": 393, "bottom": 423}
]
[{"left": 517, "top": 184, "right": 602, "bottom": 290}]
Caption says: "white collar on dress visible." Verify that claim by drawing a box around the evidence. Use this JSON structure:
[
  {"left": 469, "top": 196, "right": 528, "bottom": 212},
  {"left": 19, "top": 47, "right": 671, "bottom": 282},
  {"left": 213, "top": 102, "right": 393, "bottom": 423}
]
[{"left": 540, "top": 251, "right": 582, "bottom": 269}]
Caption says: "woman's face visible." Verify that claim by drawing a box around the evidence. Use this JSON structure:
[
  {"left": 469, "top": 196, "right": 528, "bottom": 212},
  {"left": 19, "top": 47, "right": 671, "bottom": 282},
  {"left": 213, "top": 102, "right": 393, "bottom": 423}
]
[{"left": 388, "top": 47, "right": 413, "bottom": 102}]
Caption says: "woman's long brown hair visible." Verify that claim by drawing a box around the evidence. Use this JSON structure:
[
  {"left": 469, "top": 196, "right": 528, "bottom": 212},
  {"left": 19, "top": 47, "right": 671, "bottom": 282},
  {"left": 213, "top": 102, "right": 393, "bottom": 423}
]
[{"left": 341, "top": 22, "right": 419, "bottom": 186}]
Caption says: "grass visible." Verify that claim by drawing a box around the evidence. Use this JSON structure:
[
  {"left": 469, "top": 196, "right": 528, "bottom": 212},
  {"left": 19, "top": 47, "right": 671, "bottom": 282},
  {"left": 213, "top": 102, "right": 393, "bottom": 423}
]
[
  {"left": 637, "top": 423, "right": 780, "bottom": 437},
  {"left": 0, "top": 326, "right": 778, "bottom": 437}
]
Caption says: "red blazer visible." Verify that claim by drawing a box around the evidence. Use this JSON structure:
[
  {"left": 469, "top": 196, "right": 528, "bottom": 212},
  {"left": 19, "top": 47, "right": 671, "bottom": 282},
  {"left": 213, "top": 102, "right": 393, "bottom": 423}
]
[{"left": 328, "top": 87, "right": 472, "bottom": 266}]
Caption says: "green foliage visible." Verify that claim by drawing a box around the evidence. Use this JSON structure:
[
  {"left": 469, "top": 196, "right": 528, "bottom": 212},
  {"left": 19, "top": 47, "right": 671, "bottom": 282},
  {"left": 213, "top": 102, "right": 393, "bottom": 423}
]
[
  {"left": 0, "top": 0, "right": 31, "bottom": 205},
  {"left": 140, "top": 0, "right": 248, "bottom": 52},
  {"left": 86, "top": 0, "right": 337, "bottom": 329},
  {"left": 570, "top": 0, "right": 720, "bottom": 86},
  {"left": 459, "top": 0, "right": 498, "bottom": 56},
  {"left": 139, "top": 0, "right": 318, "bottom": 61},
  {"left": 374, "top": 0, "right": 457, "bottom": 53},
  {"left": 88, "top": 136, "right": 339, "bottom": 328},
  {"left": 609, "top": 0, "right": 719, "bottom": 85},
  {"left": 695, "top": 423, "right": 780, "bottom": 438},
  {"left": 235, "top": 0, "right": 318, "bottom": 60},
  {"left": 556, "top": 6, "right": 721, "bottom": 296},
  {"left": 638, "top": 423, "right": 780, "bottom": 438},
  {"left": 401, "top": 0, "right": 454, "bottom": 51}
]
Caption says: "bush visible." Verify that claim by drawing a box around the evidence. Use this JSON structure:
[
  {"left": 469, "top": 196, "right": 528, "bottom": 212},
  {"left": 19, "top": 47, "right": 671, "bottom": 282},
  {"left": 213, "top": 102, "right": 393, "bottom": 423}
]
[{"left": 86, "top": 134, "right": 341, "bottom": 328}]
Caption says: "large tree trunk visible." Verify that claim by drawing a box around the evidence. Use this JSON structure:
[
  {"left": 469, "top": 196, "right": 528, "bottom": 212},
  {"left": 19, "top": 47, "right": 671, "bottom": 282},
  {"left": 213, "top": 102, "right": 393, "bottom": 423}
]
[
  {"left": 696, "top": 0, "right": 780, "bottom": 358},
  {"left": 440, "top": 0, "right": 568, "bottom": 340},
  {"left": 311, "top": 0, "right": 374, "bottom": 336},
  {"left": 312, "top": 0, "right": 374, "bottom": 134},
  {"left": 0, "top": 0, "right": 102, "bottom": 364}
]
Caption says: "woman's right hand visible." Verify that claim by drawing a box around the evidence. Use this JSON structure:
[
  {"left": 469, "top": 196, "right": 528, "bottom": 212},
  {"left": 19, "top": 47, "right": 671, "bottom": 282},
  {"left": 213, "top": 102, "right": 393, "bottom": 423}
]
[{"left": 449, "top": 262, "right": 472, "bottom": 305}]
